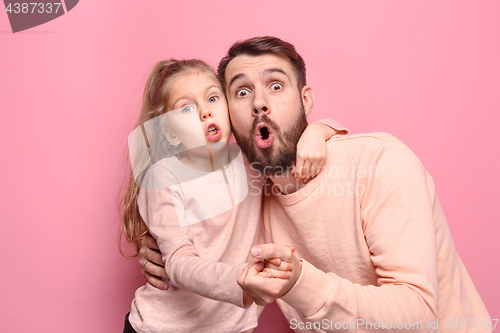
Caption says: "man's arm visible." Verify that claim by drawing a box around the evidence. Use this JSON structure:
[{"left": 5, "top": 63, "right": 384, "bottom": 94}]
[{"left": 239, "top": 141, "right": 442, "bottom": 332}]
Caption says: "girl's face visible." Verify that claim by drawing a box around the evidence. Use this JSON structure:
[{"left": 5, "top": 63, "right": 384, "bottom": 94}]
[{"left": 164, "top": 71, "right": 231, "bottom": 151}]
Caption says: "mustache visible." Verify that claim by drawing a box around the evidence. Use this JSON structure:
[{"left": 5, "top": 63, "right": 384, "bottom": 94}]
[{"left": 249, "top": 114, "right": 281, "bottom": 136}]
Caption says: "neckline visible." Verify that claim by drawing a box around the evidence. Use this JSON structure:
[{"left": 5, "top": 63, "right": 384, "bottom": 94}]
[{"left": 272, "top": 139, "right": 335, "bottom": 206}]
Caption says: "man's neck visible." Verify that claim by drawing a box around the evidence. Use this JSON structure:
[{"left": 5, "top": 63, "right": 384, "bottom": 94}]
[{"left": 269, "top": 171, "right": 307, "bottom": 195}]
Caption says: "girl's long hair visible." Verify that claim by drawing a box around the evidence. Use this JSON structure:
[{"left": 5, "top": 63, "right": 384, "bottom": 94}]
[{"left": 119, "top": 58, "right": 219, "bottom": 257}]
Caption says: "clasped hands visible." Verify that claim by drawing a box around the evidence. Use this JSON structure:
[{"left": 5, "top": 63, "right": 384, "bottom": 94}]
[
  {"left": 238, "top": 244, "right": 302, "bottom": 306},
  {"left": 139, "top": 237, "right": 302, "bottom": 306}
]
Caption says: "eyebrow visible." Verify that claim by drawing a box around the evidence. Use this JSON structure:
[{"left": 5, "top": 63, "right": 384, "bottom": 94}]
[
  {"left": 228, "top": 73, "right": 247, "bottom": 91},
  {"left": 263, "top": 68, "right": 288, "bottom": 77},
  {"left": 228, "top": 68, "right": 289, "bottom": 91}
]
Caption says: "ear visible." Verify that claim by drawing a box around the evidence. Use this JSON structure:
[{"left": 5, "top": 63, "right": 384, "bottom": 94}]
[
  {"left": 301, "top": 85, "right": 315, "bottom": 116},
  {"left": 161, "top": 122, "right": 180, "bottom": 146},
  {"left": 166, "top": 132, "right": 181, "bottom": 146}
]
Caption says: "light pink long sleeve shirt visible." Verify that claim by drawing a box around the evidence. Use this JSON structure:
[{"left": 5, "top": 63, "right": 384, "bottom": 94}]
[
  {"left": 130, "top": 145, "right": 262, "bottom": 333},
  {"left": 261, "top": 133, "right": 491, "bottom": 333},
  {"left": 129, "top": 120, "right": 349, "bottom": 333}
]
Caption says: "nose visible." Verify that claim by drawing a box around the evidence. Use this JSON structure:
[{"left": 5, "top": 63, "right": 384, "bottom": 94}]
[
  {"left": 199, "top": 106, "right": 213, "bottom": 121},
  {"left": 252, "top": 88, "right": 270, "bottom": 117}
]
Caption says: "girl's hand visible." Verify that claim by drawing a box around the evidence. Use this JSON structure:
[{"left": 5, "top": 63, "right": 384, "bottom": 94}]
[{"left": 294, "top": 123, "right": 334, "bottom": 181}]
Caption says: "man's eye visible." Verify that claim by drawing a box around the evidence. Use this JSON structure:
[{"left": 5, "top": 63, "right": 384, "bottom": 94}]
[
  {"left": 237, "top": 89, "right": 249, "bottom": 97},
  {"left": 182, "top": 105, "right": 195, "bottom": 113},
  {"left": 271, "top": 83, "right": 283, "bottom": 91},
  {"left": 208, "top": 96, "right": 218, "bottom": 103}
]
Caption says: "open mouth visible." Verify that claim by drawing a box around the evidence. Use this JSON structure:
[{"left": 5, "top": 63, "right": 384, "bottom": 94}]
[
  {"left": 255, "top": 123, "right": 274, "bottom": 148},
  {"left": 206, "top": 123, "right": 222, "bottom": 142}
]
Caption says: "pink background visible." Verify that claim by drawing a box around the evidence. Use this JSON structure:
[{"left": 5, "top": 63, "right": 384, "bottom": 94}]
[{"left": 1, "top": 1, "right": 499, "bottom": 332}]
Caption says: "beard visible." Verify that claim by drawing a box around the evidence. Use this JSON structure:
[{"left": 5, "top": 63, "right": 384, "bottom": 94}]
[{"left": 232, "top": 105, "right": 308, "bottom": 177}]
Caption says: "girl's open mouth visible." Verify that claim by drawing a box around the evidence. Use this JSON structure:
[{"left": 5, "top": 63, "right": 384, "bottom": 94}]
[
  {"left": 255, "top": 123, "right": 274, "bottom": 148},
  {"left": 206, "top": 123, "right": 222, "bottom": 142}
]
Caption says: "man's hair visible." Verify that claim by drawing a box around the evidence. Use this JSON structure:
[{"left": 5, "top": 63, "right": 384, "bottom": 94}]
[{"left": 218, "top": 36, "right": 307, "bottom": 92}]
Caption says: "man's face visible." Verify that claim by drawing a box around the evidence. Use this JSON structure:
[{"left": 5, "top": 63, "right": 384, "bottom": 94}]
[{"left": 224, "top": 54, "right": 311, "bottom": 176}]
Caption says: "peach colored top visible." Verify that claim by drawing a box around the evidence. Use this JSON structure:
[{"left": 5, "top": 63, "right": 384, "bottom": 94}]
[{"left": 262, "top": 133, "right": 491, "bottom": 333}]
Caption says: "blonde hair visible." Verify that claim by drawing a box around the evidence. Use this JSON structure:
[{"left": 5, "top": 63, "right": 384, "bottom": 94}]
[{"left": 119, "top": 58, "right": 220, "bottom": 257}]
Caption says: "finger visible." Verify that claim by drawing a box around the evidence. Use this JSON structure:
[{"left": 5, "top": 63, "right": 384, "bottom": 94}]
[
  {"left": 302, "top": 159, "right": 311, "bottom": 180},
  {"left": 294, "top": 157, "right": 304, "bottom": 179},
  {"left": 238, "top": 259, "right": 265, "bottom": 287},
  {"left": 256, "top": 271, "right": 272, "bottom": 278},
  {"left": 308, "top": 160, "right": 318, "bottom": 179},
  {"left": 299, "top": 159, "right": 310, "bottom": 179},
  {"left": 243, "top": 259, "right": 266, "bottom": 279},
  {"left": 263, "top": 267, "right": 292, "bottom": 279},
  {"left": 290, "top": 162, "right": 296, "bottom": 175},
  {"left": 141, "top": 246, "right": 165, "bottom": 267},
  {"left": 142, "top": 269, "right": 169, "bottom": 290},
  {"left": 265, "top": 258, "right": 281, "bottom": 266},
  {"left": 308, "top": 158, "right": 320, "bottom": 179},
  {"left": 139, "top": 257, "right": 168, "bottom": 279},
  {"left": 316, "top": 158, "right": 325, "bottom": 175},
  {"left": 252, "top": 244, "right": 293, "bottom": 261},
  {"left": 284, "top": 245, "right": 296, "bottom": 253},
  {"left": 264, "top": 260, "right": 293, "bottom": 271}
]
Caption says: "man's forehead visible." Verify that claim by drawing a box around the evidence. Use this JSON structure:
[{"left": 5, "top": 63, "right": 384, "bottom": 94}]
[{"left": 225, "top": 54, "right": 294, "bottom": 80}]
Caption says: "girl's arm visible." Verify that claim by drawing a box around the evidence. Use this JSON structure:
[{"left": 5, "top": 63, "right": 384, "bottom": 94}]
[
  {"left": 139, "top": 119, "right": 350, "bottom": 303},
  {"left": 138, "top": 160, "right": 287, "bottom": 309},
  {"left": 294, "top": 119, "right": 349, "bottom": 180},
  {"left": 139, "top": 120, "right": 351, "bottom": 291}
]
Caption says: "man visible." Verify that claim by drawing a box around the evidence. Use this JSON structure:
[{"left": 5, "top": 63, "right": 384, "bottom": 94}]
[{"left": 140, "top": 36, "right": 491, "bottom": 332}]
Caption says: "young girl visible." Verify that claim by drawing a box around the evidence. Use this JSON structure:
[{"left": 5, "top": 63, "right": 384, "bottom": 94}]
[{"left": 121, "top": 59, "right": 347, "bottom": 333}]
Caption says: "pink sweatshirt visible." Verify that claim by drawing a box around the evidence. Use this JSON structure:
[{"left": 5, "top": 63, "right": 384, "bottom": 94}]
[
  {"left": 130, "top": 145, "right": 262, "bottom": 333},
  {"left": 261, "top": 133, "right": 491, "bottom": 333},
  {"left": 129, "top": 120, "right": 349, "bottom": 333}
]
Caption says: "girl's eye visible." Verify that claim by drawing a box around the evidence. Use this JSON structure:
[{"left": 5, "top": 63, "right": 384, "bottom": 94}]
[
  {"left": 237, "top": 89, "right": 249, "bottom": 97},
  {"left": 208, "top": 96, "right": 218, "bottom": 103},
  {"left": 271, "top": 83, "right": 283, "bottom": 91},
  {"left": 181, "top": 105, "right": 195, "bottom": 113}
]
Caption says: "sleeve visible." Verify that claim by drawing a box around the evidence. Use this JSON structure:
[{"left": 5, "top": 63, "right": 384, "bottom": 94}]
[
  {"left": 138, "top": 161, "right": 249, "bottom": 308},
  {"left": 281, "top": 140, "right": 439, "bottom": 332},
  {"left": 312, "top": 119, "right": 350, "bottom": 137}
]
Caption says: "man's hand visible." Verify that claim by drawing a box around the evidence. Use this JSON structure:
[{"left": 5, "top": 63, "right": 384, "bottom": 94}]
[
  {"left": 139, "top": 235, "right": 169, "bottom": 290},
  {"left": 237, "top": 244, "right": 302, "bottom": 306}
]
